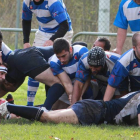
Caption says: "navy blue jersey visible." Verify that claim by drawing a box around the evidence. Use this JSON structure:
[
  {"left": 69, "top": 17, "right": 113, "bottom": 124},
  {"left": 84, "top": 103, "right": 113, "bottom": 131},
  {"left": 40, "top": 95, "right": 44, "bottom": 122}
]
[
  {"left": 105, "top": 91, "right": 140, "bottom": 123},
  {"left": 1, "top": 42, "right": 54, "bottom": 81}
]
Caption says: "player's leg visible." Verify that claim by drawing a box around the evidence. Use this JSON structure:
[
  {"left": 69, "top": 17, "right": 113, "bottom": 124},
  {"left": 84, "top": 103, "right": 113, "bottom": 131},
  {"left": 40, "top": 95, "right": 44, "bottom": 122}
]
[
  {"left": 33, "top": 30, "right": 53, "bottom": 47},
  {"left": 34, "top": 68, "right": 61, "bottom": 86},
  {"left": 43, "top": 83, "right": 65, "bottom": 110},
  {"left": 34, "top": 68, "right": 66, "bottom": 107},
  {"left": 0, "top": 99, "right": 79, "bottom": 124},
  {"left": 0, "top": 100, "right": 46, "bottom": 121},
  {"left": 33, "top": 29, "right": 73, "bottom": 46},
  {"left": 29, "top": 66, "right": 65, "bottom": 109},
  {"left": 51, "top": 100, "right": 69, "bottom": 110},
  {"left": 27, "top": 77, "right": 39, "bottom": 106},
  {"left": 63, "top": 29, "right": 73, "bottom": 44},
  {"left": 40, "top": 108, "right": 79, "bottom": 124},
  {"left": 30, "top": 31, "right": 54, "bottom": 106},
  {"left": 51, "top": 93, "right": 70, "bottom": 110}
]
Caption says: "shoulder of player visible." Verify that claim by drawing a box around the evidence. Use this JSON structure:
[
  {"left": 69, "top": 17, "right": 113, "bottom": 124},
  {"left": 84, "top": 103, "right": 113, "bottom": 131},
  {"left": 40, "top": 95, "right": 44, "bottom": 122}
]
[
  {"left": 48, "top": 0, "right": 61, "bottom": 7},
  {"left": 78, "top": 52, "right": 89, "bottom": 69},
  {"left": 50, "top": 54, "right": 59, "bottom": 63},
  {"left": 23, "top": 0, "right": 32, "bottom": 6},
  {"left": 73, "top": 45, "right": 88, "bottom": 54},
  {"left": 119, "top": 49, "right": 134, "bottom": 61},
  {"left": 105, "top": 51, "right": 120, "bottom": 58},
  {"left": 116, "top": 49, "right": 134, "bottom": 68},
  {"left": 120, "top": 0, "right": 131, "bottom": 7}
]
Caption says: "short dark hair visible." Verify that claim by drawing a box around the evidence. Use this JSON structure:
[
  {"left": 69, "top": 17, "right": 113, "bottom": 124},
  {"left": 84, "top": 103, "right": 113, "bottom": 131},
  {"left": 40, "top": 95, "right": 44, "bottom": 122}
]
[
  {"left": 53, "top": 38, "right": 70, "bottom": 54},
  {"left": 97, "top": 37, "right": 111, "bottom": 51},
  {"left": 0, "top": 62, "right": 8, "bottom": 68},
  {"left": 132, "top": 33, "right": 140, "bottom": 47},
  {"left": 0, "top": 31, "right": 3, "bottom": 40}
]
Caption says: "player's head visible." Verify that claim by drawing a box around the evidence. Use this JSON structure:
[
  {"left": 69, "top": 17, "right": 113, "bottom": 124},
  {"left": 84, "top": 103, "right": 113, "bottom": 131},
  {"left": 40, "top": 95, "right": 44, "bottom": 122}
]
[
  {"left": 0, "top": 63, "right": 8, "bottom": 82},
  {"left": 0, "top": 31, "right": 3, "bottom": 48},
  {"left": 132, "top": 32, "right": 140, "bottom": 59},
  {"left": 134, "top": 0, "right": 140, "bottom": 4},
  {"left": 87, "top": 46, "right": 106, "bottom": 75},
  {"left": 93, "top": 37, "right": 111, "bottom": 51},
  {"left": 53, "top": 38, "right": 72, "bottom": 65}
]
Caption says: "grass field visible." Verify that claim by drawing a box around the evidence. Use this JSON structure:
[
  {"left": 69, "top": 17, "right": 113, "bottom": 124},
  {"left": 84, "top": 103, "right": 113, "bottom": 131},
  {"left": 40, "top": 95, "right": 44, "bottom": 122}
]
[{"left": 1, "top": 78, "right": 140, "bottom": 140}]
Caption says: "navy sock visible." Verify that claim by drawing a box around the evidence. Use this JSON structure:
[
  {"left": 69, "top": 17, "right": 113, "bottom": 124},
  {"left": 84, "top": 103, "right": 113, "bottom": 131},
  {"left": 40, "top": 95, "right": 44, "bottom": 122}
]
[
  {"left": 43, "top": 83, "right": 65, "bottom": 110},
  {"left": 7, "top": 103, "right": 43, "bottom": 121},
  {"left": 45, "top": 85, "right": 50, "bottom": 97}
]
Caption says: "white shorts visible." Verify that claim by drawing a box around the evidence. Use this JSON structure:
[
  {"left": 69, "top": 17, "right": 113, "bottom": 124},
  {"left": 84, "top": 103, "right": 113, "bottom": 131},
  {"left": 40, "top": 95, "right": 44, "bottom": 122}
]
[
  {"left": 59, "top": 92, "right": 70, "bottom": 105},
  {"left": 33, "top": 29, "right": 73, "bottom": 47},
  {"left": 90, "top": 80, "right": 121, "bottom": 99}
]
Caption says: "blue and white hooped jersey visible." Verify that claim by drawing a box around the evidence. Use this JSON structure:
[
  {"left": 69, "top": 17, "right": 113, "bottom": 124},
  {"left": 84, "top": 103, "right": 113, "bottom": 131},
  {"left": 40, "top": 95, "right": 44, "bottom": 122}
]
[
  {"left": 114, "top": 0, "right": 140, "bottom": 33},
  {"left": 1, "top": 42, "right": 12, "bottom": 62},
  {"left": 108, "top": 49, "right": 140, "bottom": 90},
  {"left": 49, "top": 45, "right": 88, "bottom": 80},
  {"left": 22, "top": 0, "right": 72, "bottom": 33},
  {"left": 75, "top": 51, "right": 120, "bottom": 84}
]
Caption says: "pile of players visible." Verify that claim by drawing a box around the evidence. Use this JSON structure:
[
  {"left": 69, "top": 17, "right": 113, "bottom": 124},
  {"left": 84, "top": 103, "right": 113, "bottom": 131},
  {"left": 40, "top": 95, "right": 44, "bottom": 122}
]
[{"left": 0, "top": 0, "right": 140, "bottom": 126}]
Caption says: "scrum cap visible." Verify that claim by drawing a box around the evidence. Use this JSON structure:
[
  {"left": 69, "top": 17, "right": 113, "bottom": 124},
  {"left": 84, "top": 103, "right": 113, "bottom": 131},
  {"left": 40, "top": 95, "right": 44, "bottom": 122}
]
[{"left": 87, "top": 46, "right": 106, "bottom": 67}]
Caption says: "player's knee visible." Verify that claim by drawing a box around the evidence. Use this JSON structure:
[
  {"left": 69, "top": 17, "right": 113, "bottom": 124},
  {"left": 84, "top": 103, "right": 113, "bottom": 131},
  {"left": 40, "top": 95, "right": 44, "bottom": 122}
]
[
  {"left": 51, "top": 78, "right": 62, "bottom": 86},
  {"left": 39, "top": 112, "right": 50, "bottom": 122}
]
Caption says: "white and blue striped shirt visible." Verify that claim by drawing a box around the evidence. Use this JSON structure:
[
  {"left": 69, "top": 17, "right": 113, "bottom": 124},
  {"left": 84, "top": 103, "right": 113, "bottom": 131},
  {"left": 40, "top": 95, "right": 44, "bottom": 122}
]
[
  {"left": 49, "top": 45, "right": 88, "bottom": 80},
  {"left": 1, "top": 42, "right": 12, "bottom": 62},
  {"left": 114, "top": 0, "right": 140, "bottom": 33},
  {"left": 108, "top": 49, "right": 140, "bottom": 90},
  {"left": 22, "top": 0, "right": 72, "bottom": 33},
  {"left": 75, "top": 51, "right": 120, "bottom": 84}
]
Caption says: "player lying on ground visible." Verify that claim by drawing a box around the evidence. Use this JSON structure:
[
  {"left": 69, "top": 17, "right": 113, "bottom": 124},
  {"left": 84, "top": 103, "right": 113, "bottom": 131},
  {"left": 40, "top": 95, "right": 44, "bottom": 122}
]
[{"left": 0, "top": 90, "right": 140, "bottom": 125}]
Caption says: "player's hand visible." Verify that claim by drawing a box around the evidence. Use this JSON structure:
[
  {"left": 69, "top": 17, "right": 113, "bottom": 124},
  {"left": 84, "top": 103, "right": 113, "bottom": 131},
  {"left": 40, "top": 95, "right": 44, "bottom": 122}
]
[
  {"left": 112, "top": 48, "right": 122, "bottom": 55},
  {"left": 10, "top": 113, "right": 21, "bottom": 119},
  {"left": 23, "top": 43, "right": 31, "bottom": 49},
  {"left": 43, "top": 40, "right": 53, "bottom": 47}
]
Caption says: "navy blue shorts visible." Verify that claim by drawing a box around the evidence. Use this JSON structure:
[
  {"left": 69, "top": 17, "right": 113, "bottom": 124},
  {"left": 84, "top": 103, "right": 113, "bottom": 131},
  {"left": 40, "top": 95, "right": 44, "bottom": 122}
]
[
  {"left": 6, "top": 47, "right": 52, "bottom": 81},
  {"left": 71, "top": 99, "right": 106, "bottom": 125}
]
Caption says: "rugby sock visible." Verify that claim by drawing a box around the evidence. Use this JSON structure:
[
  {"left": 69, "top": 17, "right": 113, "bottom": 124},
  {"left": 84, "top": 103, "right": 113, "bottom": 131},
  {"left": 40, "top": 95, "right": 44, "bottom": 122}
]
[
  {"left": 7, "top": 103, "right": 44, "bottom": 121},
  {"left": 45, "top": 85, "right": 50, "bottom": 97},
  {"left": 43, "top": 83, "right": 65, "bottom": 110},
  {"left": 6, "top": 94, "right": 14, "bottom": 104},
  {"left": 27, "top": 77, "right": 39, "bottom": 106}
]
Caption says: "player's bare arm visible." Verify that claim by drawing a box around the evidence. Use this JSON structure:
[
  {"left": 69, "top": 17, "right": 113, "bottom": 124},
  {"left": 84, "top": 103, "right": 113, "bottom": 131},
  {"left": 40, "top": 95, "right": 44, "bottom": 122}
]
[
  {"left": 57, "top": 71, "right": 73, "bottom": 99},
  {"left": 103, "top": 84, "right": 116, "bottom": 101},
  {"left": 81, "top": 77, "right": 91, "bottom": 97},
  {"left": 1, "top": 78, "right": 25, "bottom": 93},
  {"left": 71, "top": 80, "right": 84, "bottom": 105}
]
